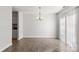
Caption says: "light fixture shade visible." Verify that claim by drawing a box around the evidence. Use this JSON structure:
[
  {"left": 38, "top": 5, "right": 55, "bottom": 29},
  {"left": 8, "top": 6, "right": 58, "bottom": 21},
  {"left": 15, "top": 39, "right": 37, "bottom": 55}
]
[{"left": 36, "top": 16, "right": 43, "bottom": 20}]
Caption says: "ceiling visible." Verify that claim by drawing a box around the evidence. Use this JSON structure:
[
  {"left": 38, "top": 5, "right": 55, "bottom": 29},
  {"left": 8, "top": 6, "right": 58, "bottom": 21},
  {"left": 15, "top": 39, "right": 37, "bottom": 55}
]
[{"left": 13, "top": 6, "right": 63, "bottom": 14}]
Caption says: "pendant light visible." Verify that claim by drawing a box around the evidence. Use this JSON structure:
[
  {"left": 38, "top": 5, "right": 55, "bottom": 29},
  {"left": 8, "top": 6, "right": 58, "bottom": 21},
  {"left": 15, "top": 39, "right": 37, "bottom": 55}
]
[{"left": 36, "top": 6, "right": 42, "bottom": 20}]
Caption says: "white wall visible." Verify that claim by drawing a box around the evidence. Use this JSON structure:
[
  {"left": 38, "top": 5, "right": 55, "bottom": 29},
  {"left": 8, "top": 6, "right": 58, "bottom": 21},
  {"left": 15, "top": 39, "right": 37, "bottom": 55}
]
[
  {"left": 23, "top": 13, "right": 57, "bottom": 38},
  {"left": 0, "top": 7, "right": 12, "bottom": 51},
  {"left": 56, "top": 14, "right": 60, "bottom": 38},
  {"left": 75, "top": 7, "right": 79, "bottom": 51},
  {"left": 18, "top": 12, "right": 23, "bottom": 39}
]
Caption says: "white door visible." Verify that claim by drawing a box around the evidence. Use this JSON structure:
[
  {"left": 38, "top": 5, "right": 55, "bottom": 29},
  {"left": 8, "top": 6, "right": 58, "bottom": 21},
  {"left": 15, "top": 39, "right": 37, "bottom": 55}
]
[
  {"left": 59, "top": 16, "right": 66, "bottom": 43},
  {"left": 66, "top": 13, "right": 77, "bottom": 48}
]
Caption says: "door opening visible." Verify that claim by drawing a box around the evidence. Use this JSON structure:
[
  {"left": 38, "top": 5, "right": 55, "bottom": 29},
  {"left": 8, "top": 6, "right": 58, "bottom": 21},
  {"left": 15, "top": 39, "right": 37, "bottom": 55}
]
[{"left": 12, "top": 11, "right": 18, "bottom": 40}]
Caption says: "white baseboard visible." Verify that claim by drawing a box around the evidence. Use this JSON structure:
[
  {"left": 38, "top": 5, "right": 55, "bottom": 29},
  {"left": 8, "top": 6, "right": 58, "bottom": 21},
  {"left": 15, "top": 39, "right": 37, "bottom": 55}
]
[
  {"left": 23, "top": 36, "right": 57, "bottom": 39},
  {"left": 18, "top": 37, "right": 23, "bottom": 40},
  {"left": 0, "top": 43, "right": 12, "bottom": 52}
]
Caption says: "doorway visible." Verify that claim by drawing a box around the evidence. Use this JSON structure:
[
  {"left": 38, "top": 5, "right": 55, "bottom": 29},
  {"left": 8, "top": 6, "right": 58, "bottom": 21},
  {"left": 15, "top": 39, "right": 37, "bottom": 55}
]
[{"left": 12, "top": 11, "right": 18, "bottom": 40}]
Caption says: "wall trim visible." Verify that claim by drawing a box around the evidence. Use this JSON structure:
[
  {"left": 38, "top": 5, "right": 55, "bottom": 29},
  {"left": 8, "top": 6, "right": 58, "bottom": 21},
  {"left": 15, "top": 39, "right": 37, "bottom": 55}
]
[
  {"left": 18, "top": 37, "right": 24, "bottom": 40},
  {"left": 0, "top": 43, "right": 12, "bottom": 52},
  {"left": 23, "top": 36, "right": 58, "bottom": 39}
]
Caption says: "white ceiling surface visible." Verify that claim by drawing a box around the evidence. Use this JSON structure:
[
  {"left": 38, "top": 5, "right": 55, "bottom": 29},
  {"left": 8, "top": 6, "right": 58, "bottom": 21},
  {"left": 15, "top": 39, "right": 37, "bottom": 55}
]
[{"left": 13, "top": 6, "right": 63, "bottom": 14}]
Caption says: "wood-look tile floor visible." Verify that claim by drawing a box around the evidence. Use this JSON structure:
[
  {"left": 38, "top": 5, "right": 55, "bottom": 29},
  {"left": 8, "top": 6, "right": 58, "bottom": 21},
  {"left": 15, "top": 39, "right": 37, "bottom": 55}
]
[{"left": 3, "top": 38, "right": 76, "bottom": 52}]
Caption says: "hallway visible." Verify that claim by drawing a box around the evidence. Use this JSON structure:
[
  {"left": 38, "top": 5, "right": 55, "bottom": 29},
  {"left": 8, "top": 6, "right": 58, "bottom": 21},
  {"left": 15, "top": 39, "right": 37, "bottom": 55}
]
[{"left": 3, "top": 38, "right": 76, "bottom": 52}]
